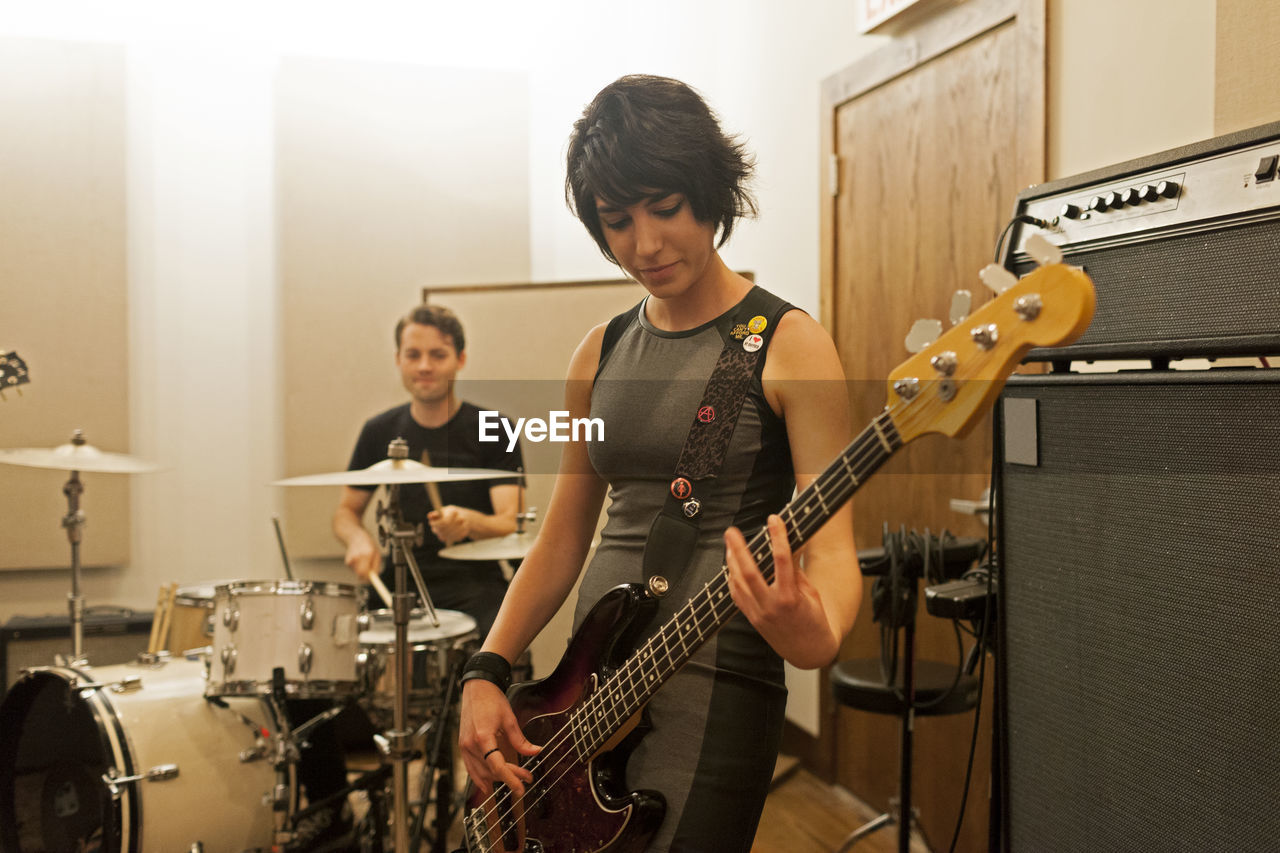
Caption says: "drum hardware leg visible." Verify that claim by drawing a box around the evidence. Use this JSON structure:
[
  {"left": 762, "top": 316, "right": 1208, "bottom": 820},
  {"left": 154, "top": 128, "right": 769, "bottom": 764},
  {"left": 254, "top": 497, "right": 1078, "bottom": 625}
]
[
  {"left": 409, "top": 656, "right": 465, "bottom": 853},
  {"left": 287, "top": 702, "right": 348, "bottom": 755},
  {"left": 400, "top": 542, "right": 439, "bottom": 628},
  {"left": 205, "top": 694, "right": 277, "bottom": 765},
  {"left": 60, "top": 453, "right": 88, "bottom": 665},
  {"left": 267, "top": 667, "right": 301, "bottom": 847},
  {"left": 291, "top": 765, "right": 392, "bottom": 824}
]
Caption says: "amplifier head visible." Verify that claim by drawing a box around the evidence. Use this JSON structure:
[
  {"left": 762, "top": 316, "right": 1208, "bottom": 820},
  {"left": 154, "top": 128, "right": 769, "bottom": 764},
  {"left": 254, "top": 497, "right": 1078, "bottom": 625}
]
[{"left": 1003, "top": 121, "right": 1280, "bottom": 361}]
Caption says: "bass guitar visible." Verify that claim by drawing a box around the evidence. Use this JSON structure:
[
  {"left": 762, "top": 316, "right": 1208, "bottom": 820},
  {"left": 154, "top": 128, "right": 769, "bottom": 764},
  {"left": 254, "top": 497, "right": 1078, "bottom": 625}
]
[{"left": 463, "top": 239, "right": 1096, "bottom": 853}]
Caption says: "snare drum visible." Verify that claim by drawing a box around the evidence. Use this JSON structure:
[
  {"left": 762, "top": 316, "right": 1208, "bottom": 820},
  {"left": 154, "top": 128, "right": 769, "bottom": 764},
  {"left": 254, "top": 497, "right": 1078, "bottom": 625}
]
[
  {"left": 357, "top": 609, "right": 478, "bottom": 721},
  {"left": 0, "top": 658, "right": 285, "bottom": 852},
  {"left": 207, "top": 579, "right": 362, "bottom": 699}
]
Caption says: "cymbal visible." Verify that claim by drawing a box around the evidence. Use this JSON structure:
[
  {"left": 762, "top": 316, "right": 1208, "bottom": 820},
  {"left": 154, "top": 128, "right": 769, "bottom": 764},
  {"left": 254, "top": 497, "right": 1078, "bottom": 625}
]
[
  {"left": 439, "top": 531, "right": 539, "bottom": 561},
  {"left": 0, "top": 442, "right": 161, "bottom": 474},
  {"left": 273, "top": 458, "right": 519, "bottom": 488},
  {"left": 439, "top": 532, "right": 599, "bottom": 561}
]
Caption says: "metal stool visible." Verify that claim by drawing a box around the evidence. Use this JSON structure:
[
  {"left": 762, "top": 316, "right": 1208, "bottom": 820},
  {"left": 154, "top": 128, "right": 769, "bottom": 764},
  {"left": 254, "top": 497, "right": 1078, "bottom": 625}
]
[{"left": 829, "top": 658, "right": 980, "bottom": 853}]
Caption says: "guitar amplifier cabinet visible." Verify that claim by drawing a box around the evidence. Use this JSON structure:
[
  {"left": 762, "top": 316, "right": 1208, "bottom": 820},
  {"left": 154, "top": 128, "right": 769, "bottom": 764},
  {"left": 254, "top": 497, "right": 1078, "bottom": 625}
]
[
  {"left": 0, "top": 610, "right": 151, "bottom": 701},
  {"left": 995, "top": 369, "right": 1280, "bottom": 851},
  {"left": 1003, "top": 120, "right": 1280, "bottom": 361}
]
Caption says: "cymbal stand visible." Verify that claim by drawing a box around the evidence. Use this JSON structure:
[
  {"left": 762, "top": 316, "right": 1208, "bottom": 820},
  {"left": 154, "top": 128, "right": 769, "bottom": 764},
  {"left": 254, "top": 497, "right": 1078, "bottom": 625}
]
[
  {"left": 374, "top": 438, "right": 443, "bottom": 852},
  {"left": 61, "top": 431, "right": 89, "bottom": 665}
]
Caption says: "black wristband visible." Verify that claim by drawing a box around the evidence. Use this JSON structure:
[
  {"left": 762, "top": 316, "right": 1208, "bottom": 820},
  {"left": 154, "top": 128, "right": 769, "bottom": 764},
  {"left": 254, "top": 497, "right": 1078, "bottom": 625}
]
[{"left": 462, "top": 651, "right": 513, "bottom": 691}]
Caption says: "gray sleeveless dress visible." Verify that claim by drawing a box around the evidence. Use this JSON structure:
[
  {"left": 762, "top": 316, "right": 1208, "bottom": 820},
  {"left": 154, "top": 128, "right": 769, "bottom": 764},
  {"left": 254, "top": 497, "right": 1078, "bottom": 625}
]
[{"left": 574, "top": 288, "right": 796, "bottom": 852}]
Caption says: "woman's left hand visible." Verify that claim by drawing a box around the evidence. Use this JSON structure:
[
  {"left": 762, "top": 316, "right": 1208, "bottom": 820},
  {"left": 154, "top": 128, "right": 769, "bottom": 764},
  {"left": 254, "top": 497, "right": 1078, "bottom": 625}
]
[{"left": 724, "top": 514, "right": 839, "bottom": 668}]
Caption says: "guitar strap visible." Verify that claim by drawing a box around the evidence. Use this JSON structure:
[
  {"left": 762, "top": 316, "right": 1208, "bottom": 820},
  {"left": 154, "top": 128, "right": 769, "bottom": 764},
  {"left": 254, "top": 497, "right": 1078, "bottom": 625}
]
[{"left": 637, "top": 287, "right": 793, "bottom": 591}]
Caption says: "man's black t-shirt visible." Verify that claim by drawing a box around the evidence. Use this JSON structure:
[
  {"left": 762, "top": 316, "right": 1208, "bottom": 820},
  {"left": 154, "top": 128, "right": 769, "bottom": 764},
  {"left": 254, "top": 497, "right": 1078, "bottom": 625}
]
[{"left": 347, "top": 401, "right": 523, "bottom": 580}]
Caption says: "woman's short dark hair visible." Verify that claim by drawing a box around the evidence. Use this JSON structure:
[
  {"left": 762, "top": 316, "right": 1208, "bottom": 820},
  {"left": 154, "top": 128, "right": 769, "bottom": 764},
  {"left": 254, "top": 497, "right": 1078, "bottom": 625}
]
[
  {"left": 395, "top": 303, "right": 466, "bottom": 353},
  {"left": 565, "top": 74, "right": 757, "bottom": 263}
]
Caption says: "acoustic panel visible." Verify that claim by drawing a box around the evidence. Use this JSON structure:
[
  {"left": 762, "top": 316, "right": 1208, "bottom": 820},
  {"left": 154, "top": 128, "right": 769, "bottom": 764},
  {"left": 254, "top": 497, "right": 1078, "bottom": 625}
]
[
  {"left": 0, "top": 37, "right": 130, "bottom": 571},
  {"left": 998, "top": 370, "right": 1280, "bottom": 851}
]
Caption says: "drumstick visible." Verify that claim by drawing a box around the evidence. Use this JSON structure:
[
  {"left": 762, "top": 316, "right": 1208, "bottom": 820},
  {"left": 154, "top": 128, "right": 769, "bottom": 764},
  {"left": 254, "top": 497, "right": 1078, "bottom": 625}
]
[
  {"left": 418, "top": 448, "right": 444, "bottom": 512},
  {"left": 271, "top": 515, "right": 295, "bottom": 581},
  {"left": 155, "top": 583, "right": 177, "bottom": 653},
  {"left": 146, "top": 585, "right": 167, "bottom": 654},
  {"left": 369, "top": 571, "right": 394, "bottom": 608}
]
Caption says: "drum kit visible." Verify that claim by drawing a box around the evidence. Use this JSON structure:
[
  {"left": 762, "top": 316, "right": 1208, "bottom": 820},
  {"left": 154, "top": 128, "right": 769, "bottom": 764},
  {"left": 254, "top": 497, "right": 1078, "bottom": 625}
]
[{"left": 0, "top": 432, "right": 535, "bottom": 852}]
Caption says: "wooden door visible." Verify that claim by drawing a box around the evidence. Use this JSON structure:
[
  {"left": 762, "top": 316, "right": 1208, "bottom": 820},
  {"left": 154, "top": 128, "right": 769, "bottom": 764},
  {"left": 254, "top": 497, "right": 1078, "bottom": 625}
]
[{"left": 815, "top": 2, "right": 1045, "bottom": 850}]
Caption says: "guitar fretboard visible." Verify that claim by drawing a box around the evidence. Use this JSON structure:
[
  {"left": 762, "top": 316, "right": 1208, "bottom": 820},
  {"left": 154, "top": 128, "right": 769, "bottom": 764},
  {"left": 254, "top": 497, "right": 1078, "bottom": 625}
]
[{"left": 569, "top": 410, "right": 902, "bottom": 759}]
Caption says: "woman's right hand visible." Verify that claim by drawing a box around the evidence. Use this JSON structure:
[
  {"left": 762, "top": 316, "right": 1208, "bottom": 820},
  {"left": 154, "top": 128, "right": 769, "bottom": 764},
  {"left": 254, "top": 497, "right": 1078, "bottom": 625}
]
[{"left": 459, "top": 679, "right": 541, "bottom": 796}]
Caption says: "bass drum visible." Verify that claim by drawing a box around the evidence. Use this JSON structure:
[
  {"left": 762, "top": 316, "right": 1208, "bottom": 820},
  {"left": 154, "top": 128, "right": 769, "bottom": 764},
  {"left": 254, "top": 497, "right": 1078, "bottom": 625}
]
[{"left": 0, "top": 658, "right": 286, "bottom": 852}]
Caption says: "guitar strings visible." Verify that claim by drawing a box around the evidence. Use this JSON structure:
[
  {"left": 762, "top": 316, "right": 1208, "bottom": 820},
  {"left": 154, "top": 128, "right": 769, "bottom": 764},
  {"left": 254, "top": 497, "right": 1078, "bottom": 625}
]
[{"left": 466, "top": 375, "right": 964, "bottom": 843}]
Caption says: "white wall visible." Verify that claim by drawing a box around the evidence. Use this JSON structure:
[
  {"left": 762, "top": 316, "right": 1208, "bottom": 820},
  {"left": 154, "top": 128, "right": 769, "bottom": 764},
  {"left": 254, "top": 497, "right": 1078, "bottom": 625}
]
[{"left": 1048, "top": 0, "right": 1216, "bottom": 180}]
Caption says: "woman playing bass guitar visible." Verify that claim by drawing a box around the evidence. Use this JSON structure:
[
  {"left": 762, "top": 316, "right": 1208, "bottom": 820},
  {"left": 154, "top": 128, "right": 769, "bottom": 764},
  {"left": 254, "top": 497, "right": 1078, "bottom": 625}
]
[{"left": 458, "top": 74, "right": 861, "bottom": 853}]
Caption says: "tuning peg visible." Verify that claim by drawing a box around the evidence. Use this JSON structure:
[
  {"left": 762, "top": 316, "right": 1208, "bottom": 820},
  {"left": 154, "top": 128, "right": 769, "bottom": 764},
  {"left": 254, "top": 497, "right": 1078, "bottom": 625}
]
[
  {"left": 905, "top": 318, "right": 942, "bottom": 354},
  {"left": 949, "top": 290, "right": 972, "bottom": 326},
  {"left": 1025, "top": 233, "right": 1063, "bottom": 266},
  {"left": 979, "top": 264, "right": 1017, "bottom": 295}
]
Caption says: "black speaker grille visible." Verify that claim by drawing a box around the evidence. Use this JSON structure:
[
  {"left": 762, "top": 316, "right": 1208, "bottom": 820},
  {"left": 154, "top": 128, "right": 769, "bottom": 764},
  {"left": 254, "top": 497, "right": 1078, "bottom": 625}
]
[
  {"left": 1017, "top": 218, "right": 1280, "bottom": 360},
  {"left": 999, "top": 372, "right": 1280, "bottom": 851}
]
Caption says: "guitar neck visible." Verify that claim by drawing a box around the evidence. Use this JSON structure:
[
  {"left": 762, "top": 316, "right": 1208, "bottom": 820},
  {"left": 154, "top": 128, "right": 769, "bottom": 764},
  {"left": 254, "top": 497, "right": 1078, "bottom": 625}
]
[{"left": 570, "top": 410, "right": 902, "bottom": 757}]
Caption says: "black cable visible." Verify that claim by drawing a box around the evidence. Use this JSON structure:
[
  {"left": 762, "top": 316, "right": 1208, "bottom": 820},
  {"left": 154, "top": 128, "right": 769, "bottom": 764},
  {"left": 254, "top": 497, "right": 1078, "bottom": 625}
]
[
  {"left": 992, "top": 214, "right": 1050, "bottom": 264},
  {"left": 947, "top": 436, "right": 1000, "bottom": 853},
  {"left": 909, "top": 618, "right": 966, "bottom": 712}
]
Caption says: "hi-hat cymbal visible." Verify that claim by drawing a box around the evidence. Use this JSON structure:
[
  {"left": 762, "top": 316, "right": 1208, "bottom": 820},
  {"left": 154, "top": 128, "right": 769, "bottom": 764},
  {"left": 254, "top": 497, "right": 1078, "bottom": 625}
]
[
  {"left": 273, "top": 458, "right": 519, "bottom": 488},
  {"left": 439, "top": 531, "right": 539, "bottom": 561},
  {"left": 0, "top": 442, "right": 161, "bottom": 474}
]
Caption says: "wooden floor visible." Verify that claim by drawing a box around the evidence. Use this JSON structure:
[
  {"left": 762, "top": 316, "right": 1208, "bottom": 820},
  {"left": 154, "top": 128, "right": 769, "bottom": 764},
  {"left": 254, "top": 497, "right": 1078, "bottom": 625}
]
[
  {"left": 351, "top": 752, "right": 933, "bottom": 853},
  {"left": 752, "top": 761, "right": 931, "bottom": 853}
]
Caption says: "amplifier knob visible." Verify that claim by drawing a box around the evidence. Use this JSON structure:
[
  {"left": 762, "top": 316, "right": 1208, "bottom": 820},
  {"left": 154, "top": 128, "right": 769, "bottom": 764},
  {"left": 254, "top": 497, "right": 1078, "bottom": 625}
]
[
  {"left": 1119, "top": 187, "right": 1141, "bottom": 206},
  {"left": 1060, "top": 203, "right": 1081, "bottom": 219},
  {"left": 1102, "top": 191, "right": 1122, "bottom": 209},
  {"left": 1088, "top": 195, "right": 1109, "bottom": 212},
  {"left": 1157, "top": 179, "right": 1180, "bottom": 198},
  {"left": 1139, "top": 184, "right": 1160, "bottom": 202}
]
